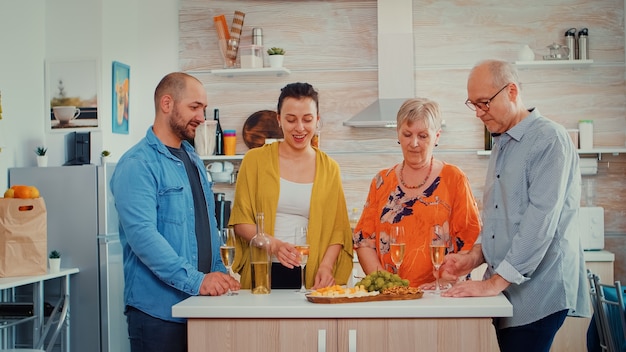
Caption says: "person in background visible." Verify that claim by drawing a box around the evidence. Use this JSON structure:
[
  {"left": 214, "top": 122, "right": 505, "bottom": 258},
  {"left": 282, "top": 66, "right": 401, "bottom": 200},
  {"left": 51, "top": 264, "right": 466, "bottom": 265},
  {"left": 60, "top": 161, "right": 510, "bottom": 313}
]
[
  {"left": 111, "top": 72, "right": 240, "bottom": 352},
  {"left": 353, "top": 97, "right": 481, "bottom": 288},
  {"left": 439, "top": 59, "right": 590, "bottom": 352},
  {"left": 229, "top": 82, "right": 353, "bottom": 290}
]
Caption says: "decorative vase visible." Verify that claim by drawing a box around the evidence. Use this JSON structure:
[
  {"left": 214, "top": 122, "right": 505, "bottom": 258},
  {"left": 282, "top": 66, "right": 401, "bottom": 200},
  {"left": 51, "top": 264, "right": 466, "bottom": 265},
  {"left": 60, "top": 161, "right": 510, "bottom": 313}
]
[
  {"left": 268, "top": 55, "right": 284, "bottom": 68},
  {"left": 36, "top": 155, "right": 48, "bottom": 167},
  {"left": 49, "top": 258, "right": 61, "bottom": 272},
  {"left": 517, "top": 45, "right": 535, "bottom": 61}
]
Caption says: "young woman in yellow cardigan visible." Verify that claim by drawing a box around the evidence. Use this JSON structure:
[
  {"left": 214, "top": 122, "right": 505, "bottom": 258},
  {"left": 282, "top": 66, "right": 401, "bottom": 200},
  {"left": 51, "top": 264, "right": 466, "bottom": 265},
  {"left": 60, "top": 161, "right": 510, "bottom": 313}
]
[{"left": 229, "top": 82, "right": 353, "bottom": 290}]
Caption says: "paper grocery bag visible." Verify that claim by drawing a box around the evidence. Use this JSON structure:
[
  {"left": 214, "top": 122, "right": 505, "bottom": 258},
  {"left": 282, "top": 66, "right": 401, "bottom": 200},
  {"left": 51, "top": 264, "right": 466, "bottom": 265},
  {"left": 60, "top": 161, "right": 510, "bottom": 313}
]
[{"left": 0, "top": 198, "right": 47, "bottom": 277}]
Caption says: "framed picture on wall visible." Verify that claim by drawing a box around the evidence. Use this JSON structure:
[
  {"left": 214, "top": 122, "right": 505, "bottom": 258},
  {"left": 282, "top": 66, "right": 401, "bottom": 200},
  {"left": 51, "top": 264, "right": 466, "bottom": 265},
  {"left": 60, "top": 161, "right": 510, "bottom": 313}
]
[
  {"left": 45, "top": 58, "right": 100, "bottom": 132},
  {"left": 112, "top": 61, "right": 130, "bottom": 134}
]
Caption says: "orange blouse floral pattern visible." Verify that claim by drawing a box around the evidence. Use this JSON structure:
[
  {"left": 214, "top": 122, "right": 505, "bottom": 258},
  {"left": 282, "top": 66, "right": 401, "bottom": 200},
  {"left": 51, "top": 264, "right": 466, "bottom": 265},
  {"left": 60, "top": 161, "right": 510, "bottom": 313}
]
[{"left": 353, "top": 163, "right": 481, "bottom": 287}]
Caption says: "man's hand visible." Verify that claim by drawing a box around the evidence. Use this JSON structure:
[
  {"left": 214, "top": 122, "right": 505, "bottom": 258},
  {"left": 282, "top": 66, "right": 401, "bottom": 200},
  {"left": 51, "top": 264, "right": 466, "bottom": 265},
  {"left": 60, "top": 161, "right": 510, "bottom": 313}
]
[
  {"left": 199, "top": 272, "right": 241, "bottom": 296},
  {"left": 439, "top": 252, "right": 472, "bottom": 281},
  {"left": 442, "top": 274, "right": 510, "bottom": 297}
]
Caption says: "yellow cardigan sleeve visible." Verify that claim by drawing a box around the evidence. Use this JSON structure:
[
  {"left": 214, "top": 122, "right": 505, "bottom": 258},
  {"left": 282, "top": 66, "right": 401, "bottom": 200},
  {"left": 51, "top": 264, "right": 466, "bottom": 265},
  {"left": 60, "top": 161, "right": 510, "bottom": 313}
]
[{"left": 306, "top": 151, "right": 354, "bottom": 287}]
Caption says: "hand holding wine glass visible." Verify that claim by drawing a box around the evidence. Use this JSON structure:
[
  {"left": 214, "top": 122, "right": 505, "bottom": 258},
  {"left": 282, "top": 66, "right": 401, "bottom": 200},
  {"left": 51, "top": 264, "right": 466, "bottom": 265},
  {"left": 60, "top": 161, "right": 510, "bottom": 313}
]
[
  {"left": 429, "top": 225, "right": 446, "bottom": 295},
  {"left": 389, "top": 225, "right": 406, "bottom": 273},
  {"left": 294, "top": 226, "right": 310, "bottom": 293},
  {"left": 219, "top": 227, "right": 237, "bottom": 296}
]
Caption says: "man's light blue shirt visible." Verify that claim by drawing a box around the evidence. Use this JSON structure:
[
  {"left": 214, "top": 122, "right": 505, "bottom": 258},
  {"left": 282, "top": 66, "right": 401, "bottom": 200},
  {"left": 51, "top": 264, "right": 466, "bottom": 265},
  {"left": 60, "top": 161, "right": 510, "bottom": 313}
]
[
  {"left": 111, "top": 127, "right": 225, "bottom": 323},
  {"left": 480, "top": 109, "right": 591, "bottom": 328}
]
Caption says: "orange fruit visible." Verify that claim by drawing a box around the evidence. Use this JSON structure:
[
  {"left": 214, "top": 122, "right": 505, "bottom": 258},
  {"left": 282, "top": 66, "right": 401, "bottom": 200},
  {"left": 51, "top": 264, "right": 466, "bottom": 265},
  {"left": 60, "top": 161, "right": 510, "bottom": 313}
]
[
  {"left": 3, "top": 188, "right": 14, "bottom": 198},
  {"left": 10, "top": 185, "right": 39, "bottom": 199}
]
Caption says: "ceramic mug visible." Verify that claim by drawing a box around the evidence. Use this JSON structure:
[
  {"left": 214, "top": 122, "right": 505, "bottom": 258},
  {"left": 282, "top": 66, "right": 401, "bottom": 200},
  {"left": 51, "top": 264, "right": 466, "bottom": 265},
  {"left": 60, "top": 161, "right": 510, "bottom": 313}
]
[{"left": 53, "top": 106, "right": 81, "bottom": 124}]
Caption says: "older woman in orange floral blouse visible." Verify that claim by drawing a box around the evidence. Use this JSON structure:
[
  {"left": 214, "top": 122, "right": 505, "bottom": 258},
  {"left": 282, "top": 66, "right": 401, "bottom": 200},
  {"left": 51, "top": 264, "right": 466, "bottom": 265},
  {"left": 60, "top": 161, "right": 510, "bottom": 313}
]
[{"left": 353, "top": 97, "right": 481, "bottom": 288}]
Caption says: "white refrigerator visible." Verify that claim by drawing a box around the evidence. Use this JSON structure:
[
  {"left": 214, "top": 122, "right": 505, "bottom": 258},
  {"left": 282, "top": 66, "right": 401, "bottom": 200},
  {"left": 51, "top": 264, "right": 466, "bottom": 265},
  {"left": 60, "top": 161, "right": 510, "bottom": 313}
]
[{"left": 8, "top": 164, "right": 129, "bottom": 352}]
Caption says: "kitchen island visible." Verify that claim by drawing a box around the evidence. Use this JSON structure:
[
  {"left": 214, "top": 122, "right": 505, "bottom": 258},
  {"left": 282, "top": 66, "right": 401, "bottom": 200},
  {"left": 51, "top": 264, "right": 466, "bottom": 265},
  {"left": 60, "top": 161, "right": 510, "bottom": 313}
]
[{"left": 173, "top": 289, "right": 512, "bottom": 352}]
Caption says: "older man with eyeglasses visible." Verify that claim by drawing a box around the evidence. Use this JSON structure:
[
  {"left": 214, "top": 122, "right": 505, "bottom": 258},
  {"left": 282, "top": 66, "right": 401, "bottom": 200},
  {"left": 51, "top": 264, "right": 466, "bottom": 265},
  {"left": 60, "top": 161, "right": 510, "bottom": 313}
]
[{"left": 439, "top": 59, "right": 591, "bottom": 352}]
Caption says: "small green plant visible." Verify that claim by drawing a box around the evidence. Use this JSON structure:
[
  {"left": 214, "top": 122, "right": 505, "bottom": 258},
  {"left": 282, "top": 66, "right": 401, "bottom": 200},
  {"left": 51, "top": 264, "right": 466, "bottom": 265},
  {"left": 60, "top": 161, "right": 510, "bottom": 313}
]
[
  {"left": 49, "top": 250, "right": 61, "bottom": 259},
  {"left": 267, "top": 47, "right": 285, "bottom": 55},
  {"left": 35, "top": 146, "right": 48, "bottom": 156},
  {"left": 101, "top": 150, "right": 111, "bottom": 157}
]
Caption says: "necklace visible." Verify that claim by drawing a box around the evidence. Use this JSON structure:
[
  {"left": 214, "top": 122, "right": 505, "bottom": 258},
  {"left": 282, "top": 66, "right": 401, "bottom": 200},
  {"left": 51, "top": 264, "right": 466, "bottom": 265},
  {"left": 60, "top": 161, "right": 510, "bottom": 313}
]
[{"left": 399, "top": 156, "right": 434, "bottom": 190}]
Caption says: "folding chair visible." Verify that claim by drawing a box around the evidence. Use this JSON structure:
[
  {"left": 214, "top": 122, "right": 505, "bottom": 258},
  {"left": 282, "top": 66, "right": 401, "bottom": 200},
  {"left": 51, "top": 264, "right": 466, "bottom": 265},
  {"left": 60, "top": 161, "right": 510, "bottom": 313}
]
[
  {"left": 589, "top": 270, "right": 626, "bottom": 352},
  {"left": 1, "top": 294, "right": 69, "bottom": 352}
]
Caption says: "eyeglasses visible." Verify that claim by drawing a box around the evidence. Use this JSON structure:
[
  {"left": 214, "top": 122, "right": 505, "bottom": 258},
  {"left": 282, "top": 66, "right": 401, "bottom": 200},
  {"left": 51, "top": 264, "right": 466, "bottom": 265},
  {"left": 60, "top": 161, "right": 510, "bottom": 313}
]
[{"left": 465, "top": 84, "right": 510, "bottom": 112}]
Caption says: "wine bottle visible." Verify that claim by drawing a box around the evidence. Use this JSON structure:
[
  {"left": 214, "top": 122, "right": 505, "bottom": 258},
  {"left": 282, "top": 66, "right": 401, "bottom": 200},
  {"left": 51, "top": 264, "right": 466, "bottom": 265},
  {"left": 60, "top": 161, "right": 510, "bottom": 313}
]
[
  {"left": 484, "top": 126, "right": 492, "bottom": 151},
  {"left": 249, "top": 212, "right": 271, "bottom": 294},
  {"left": 214, "top": 108, "right": 224, "bottom": 155}
]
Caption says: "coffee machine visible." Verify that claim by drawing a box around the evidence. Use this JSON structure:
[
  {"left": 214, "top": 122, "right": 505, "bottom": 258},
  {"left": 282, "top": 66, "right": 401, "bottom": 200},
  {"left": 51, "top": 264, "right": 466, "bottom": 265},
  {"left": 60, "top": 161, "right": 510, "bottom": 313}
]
[{"left": 214, "top": 193, "right": 231, "bottom": 230}]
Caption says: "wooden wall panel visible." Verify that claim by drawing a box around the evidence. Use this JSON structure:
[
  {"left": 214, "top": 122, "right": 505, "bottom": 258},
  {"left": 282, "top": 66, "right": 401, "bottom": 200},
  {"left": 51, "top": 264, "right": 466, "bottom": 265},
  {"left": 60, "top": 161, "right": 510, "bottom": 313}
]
[{"left": 181, "top": 0, "right": 626, "bottom": 282}]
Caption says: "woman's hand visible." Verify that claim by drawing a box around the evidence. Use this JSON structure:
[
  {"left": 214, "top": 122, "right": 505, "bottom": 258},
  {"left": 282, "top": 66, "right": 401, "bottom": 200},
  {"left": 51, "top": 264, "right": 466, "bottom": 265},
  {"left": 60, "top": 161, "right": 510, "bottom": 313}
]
[
  {"left": 272, "top": 238, "right": 300, "bottom": 269},
  {"left": 312, "top": 265, "right": 335, "bottom": 289}
]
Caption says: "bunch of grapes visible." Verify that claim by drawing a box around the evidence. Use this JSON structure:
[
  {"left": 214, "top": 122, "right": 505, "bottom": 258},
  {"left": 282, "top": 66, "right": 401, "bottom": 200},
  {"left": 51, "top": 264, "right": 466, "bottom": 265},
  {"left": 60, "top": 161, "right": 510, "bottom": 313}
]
[{"left": 355, "top": 271, "right": 409, "bottom": 292}]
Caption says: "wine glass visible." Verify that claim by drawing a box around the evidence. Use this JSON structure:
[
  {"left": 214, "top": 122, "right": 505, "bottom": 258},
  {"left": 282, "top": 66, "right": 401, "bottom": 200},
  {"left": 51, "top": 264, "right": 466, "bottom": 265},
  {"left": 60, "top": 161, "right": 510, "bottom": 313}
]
[
  {"left": 219, "top": 227, "right": 237, "bottom": 296},
  {"left": 429, "top": 225, "right": 446, "bottom": 295},
  {"left": 389, "top": 225, "right": 406, "bottom": 273},
  {"left": 294, "top": 226, "right": 310, "bottom": 293}
]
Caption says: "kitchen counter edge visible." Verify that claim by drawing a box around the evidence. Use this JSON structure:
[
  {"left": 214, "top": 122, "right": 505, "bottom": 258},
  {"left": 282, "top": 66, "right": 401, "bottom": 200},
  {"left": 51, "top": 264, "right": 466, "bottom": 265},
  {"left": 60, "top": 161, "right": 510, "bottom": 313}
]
[{"left": 172, "top": 289, "right": 512, "bottom": 319}]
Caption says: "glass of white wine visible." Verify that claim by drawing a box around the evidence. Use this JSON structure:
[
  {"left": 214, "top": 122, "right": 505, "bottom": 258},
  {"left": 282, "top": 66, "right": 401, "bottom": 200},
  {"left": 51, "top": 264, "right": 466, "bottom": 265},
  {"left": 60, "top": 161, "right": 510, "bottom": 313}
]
[
  {"left": 294, "top": 226, "right": 310, "bottom": 293},
  {"left": 389, "top": 225, "right": 406, "bottom": 273},
  {"left": 219, "top": 227, "right": 237, "bottom": 296},
  {"left": 429, "top": 225, "right": 446, "bottom": 295}
]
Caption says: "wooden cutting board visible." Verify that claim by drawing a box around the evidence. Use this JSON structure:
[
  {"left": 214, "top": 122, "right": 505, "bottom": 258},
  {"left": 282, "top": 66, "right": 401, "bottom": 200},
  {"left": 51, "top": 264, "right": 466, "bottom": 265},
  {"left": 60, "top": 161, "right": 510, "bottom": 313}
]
[
  {"left": 242, "top": 110, "right": 284, "bottom": 149},
  {"left": 306, "top": 292, "right": 423, "bottom": 304}
]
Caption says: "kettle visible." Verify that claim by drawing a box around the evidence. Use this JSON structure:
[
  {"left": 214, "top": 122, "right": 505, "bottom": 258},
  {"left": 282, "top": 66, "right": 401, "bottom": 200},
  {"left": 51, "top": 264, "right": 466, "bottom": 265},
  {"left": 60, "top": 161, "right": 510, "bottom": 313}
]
[{"left": 545, "top": 42, "right": 569, "bottom": 60}]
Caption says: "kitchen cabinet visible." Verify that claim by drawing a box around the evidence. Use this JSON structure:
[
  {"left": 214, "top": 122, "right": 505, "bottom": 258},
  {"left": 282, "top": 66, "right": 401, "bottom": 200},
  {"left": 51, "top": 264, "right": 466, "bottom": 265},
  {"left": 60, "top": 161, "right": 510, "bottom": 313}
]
[
  {"left": 337, "top": 318, "right": 498, "bottom": 351},
  {"left": 188, "top": 316, "right": 499, "bottom": 352},
  {"left": 188, "top": 319, "right": 338, "bottom": 352},
  {"left": 174, "top": 290, "right": 512, "bottom": 352}
]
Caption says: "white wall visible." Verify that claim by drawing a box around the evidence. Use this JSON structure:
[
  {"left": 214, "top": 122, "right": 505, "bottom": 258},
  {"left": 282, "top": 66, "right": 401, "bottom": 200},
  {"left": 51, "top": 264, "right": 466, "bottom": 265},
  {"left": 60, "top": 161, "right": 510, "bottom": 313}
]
[
  {"left": 100, "top": 0, "right": 180, "bottom": 158},
  {"left": 0, "top": 0, "right": 46, "bottom": 189},
  {"left": 0, "top": 0, "right": 179, "bottom": 189}
]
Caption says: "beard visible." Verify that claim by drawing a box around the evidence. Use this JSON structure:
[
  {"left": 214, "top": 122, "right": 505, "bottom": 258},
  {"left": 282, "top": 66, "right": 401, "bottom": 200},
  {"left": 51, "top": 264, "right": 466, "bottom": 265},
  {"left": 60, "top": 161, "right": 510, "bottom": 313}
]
[{"left": 169, "top": 104, "right": 196, "bottom": 142}]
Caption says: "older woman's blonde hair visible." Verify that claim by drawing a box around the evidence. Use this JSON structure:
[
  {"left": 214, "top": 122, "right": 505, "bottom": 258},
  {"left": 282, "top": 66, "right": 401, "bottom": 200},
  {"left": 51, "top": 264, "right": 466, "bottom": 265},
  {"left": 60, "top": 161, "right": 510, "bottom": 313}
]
[{"left": 396, "top": 97, "right": 442, "bottom": 132}]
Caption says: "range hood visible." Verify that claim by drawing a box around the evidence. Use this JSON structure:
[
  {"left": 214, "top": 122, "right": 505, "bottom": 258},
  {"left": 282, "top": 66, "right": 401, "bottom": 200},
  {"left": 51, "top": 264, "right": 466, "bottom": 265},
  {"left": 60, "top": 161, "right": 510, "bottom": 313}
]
[{"left": 343, "top": 0, "right": 415, "bottom": 128}]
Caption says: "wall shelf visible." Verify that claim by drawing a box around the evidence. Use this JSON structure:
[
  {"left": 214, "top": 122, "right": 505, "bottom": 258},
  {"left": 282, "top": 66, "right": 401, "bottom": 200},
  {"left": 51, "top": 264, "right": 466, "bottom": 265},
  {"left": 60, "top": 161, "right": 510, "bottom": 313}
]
[
  {"left": 200, "top": 155, "right": 244, "bottom": 162},
  {"left": 477, "top": 147, "right": 626, "bottom": 159},
  {"left": 514, "top": 59, "right": 594, "bottom": 69},
  {"left": 206, "top": 67, "right": 291, "bottom": 77}
]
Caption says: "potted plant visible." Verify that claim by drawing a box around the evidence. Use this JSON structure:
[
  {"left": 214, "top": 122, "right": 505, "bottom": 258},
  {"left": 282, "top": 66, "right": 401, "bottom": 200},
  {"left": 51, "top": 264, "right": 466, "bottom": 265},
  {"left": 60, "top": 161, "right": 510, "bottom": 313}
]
[
  {"left": 35, "top": 146, "right": 48, "bottom": 167},
  {"left": 49, "top": 250, "right": 61, "bottom": 272},
  {"left": 267, "top": 47, "right": 286, "bottom": 68},
  {"left": 101, "top": 150, "right": 111, "bottom": 165}
]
